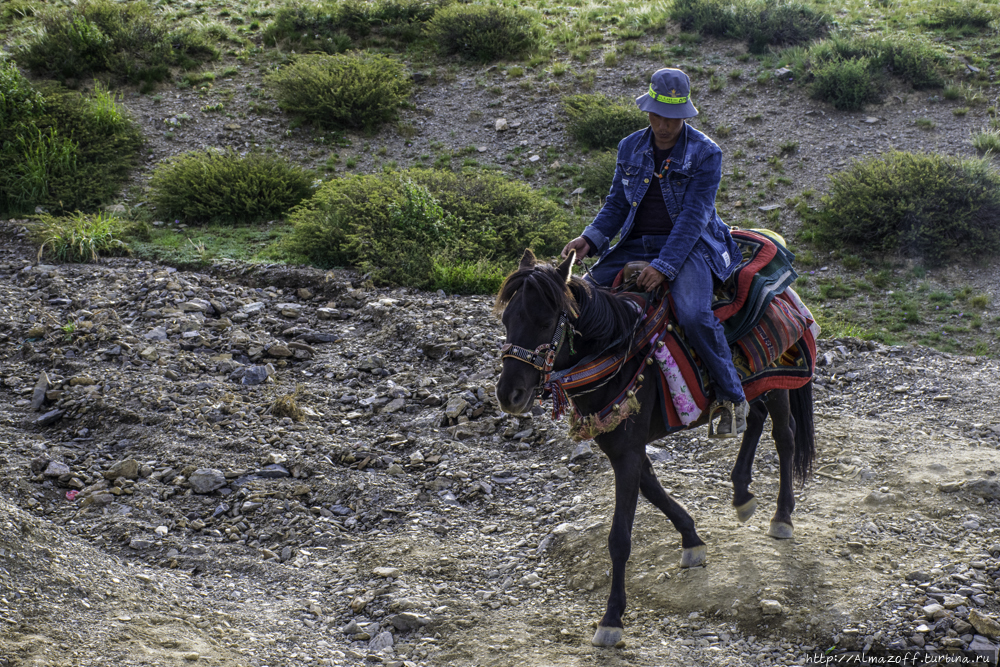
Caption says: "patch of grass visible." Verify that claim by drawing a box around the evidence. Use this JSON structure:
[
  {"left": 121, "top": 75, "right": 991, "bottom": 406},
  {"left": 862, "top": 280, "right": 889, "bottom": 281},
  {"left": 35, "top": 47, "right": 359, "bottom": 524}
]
[
  {"left": 802, "top": 35, "right": 946, "bottom": 93},
  {"left": 31, "top": 210, "right": 131, "bottom": 263},
  {"left": 809, "top": 56, "right": 884, "bottom": 111},
  {"left": 923, "top": 4, "right": 994, "bottom": 31},
  {"left": 562, "top": 93, "right": 647, "bottom": 150},
  {"left": 807, "top": 151, "right": 1000, "bottom": 265},
  {"left": 971, "top": 128, "right": 1000, "bottom": 154},
  {"left": 284, "top": 169, "right": 568, "bottom": 289},
  {"left": 266, "top": 52, "right": 411, "bottom": 132},
  {"left": 127, "top": 222, "right": 303, "bottom": 267},
  {"left": 427, "top": 4, "right": 540, "bottom": 63},
  {"left": 581, "top": 149, "right": 617, "bottom": 196},
  {"left": 148, "top": 149, "right": 314, "bottom": 225},
  {"left": 14, "top": 0, "right": 216, "bottom": 86},
  {"left": 715, "top": 124, "right": 733, "bottom": 138},
  {"left": 0, "top": 69, "right": 143, "bottom": 216},
  {"left": 916, "top": 118, "right": 936, "bottom": 130},
  {"left": 670, "top": 0, "right": 830, "bottom": 55}
]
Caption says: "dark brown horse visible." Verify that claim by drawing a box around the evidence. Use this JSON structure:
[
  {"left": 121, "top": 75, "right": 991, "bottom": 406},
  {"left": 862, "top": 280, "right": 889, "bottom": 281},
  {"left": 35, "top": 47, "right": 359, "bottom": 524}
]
[{"left": 494, "top": 249, "right": 814, "bottom": 647}]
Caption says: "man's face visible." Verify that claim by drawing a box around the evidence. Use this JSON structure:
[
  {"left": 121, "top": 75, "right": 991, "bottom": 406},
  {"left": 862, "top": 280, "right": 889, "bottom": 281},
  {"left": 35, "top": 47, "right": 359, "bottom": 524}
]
[{"left": 648, "top": 112, "right": 685, "bottom": 149}]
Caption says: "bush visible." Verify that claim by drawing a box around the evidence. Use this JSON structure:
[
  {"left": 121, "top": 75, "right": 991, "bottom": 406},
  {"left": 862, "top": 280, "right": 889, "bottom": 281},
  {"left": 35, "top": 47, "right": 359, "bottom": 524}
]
[
  {"left": 809, "top": 152, "right": 1000, "bottom": 265},
  {"left": 805, "top": 35, "right": 946, "bottom": 91},
  {"left": 809, "top": 56, "right": 883, "bottom": 110},
  {"left": 671, "top": 0, "right": 829, "bottom": 54},
  {"left": 563, "top": 94, "right": 648, "bottom": 150},
  {"left": 285, "top": 168, "right": 568, "bottom": 288},
  {"left": 0, "top": 71, "right": 143, "bottom": 216},
  {"left": 148, "top": 149, "right": 314, "bottom": 225},
  {"left": 266, "top": 52, "right": 411, "bottom": 131},
  {"left": 427, "top": 4, "right": 539, "bottom": 62},
  {"left": 924, "top": 4, "right": 994, "bottom": 30},
  {"left": 32, "top": 210, "right": 130, "bottom": 263},
  {"left": 15, "top": 0, "right": 215, "bottom": 86},
  {"left": 264, "top": 0, "right": 449, "bottom": 53},
  {"left": 581, "top": 149, "right": 618, "bottom": 196}
]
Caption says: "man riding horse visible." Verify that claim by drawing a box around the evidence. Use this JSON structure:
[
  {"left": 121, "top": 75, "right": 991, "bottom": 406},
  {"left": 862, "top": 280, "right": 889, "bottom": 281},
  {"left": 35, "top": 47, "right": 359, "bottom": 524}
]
[{"left": 561, "top": 67, "right": 748, "bottom": 438}]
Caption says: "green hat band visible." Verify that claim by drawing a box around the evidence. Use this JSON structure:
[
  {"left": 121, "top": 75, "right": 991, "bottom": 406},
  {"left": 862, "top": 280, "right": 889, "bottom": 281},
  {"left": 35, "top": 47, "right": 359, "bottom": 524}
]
[{"left": 648, "top": 83, "right": 688, "bottom": 104}]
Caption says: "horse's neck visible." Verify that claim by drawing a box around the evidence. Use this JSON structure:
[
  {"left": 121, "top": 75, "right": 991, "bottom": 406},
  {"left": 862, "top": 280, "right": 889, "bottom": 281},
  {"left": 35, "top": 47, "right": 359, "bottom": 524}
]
[{"left": 566, "top": 288, "right": 641, "bottom": 361}]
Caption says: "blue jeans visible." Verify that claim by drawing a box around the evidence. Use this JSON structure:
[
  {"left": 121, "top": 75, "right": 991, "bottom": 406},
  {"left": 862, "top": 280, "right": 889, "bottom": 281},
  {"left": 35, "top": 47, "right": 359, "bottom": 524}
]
[{"left": 587, "top": 235, "right": 745, "bottom": 404}]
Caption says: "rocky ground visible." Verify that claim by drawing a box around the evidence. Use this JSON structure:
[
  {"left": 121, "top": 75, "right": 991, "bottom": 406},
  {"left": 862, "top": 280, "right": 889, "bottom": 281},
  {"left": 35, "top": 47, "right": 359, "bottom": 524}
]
[{"left": 1, "top": 217, "right": 1000, "bottom": 667}]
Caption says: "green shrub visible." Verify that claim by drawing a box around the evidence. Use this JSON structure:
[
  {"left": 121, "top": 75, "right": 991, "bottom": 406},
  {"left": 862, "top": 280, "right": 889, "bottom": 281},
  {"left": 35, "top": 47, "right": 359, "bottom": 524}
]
[
  {"left": 32, "top": 210, "right": 130, "bottom": 262},
  {"left": 924, "top": 4, "right": 994, "bottom": 30},
  {"left": 427, "top": 4, "right": 539, "bottom": 63},
  {"left": 285, "top": 168, "right": 568, "bottom": 288},
  {"left": 805, "top": 35, "right": 945, "bottom": 91},
  {"left": 563, "top": 94, "right": 647, "bottom": 150},
  {"left": 809, "top": 57, "right": 883, "bottom": 110},
  {"left": 264, "top": 0, "right": 448, "bottom": 53},
  {"left": 148, "top": 149, "right": 314, "bottom": 225},
  {"left": 266, "top": 52, "right": 411, "bottom": 131},
  {"left": 671, "top": 0, "right": 829, "bottom": 54},
  {"left": 972, "top": 127, "right": 1000, "bottom": 155},
  {"left": 14, "top": 0, "right": 216, "bottom": 86},
  {"left": 809, "top": 152, "right": 1000, "bottom": 265},
  {"left": 0, "top": 75, "right": 143, "bottom": 216},
  {"left": 581, "top": 149, "right": 618, "bottom": 196}
]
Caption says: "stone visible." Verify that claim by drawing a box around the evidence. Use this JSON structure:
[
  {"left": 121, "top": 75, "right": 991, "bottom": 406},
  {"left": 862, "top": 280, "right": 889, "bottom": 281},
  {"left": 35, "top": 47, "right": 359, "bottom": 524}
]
[
  {"left": 942, "top": 594, "right": 968, "bottom": 609},
  {"left": 36, "top": 409, "right": 64, "bottom": 426},
  {"left": 374, "top": 567, "right": 401, "bottom": 578},
  {"left": 528, "top": 155, "right": 540, "bottom": 162},
  {"left": 922, "top": 604, "right": 945, "bottom": 619},
  {"left": 969, "top": 636, "right": 999, "bottom": 662},
  {"left": 240, "top": 302, "right": 266, "bottom": 315},
  {"left": 391, "top": 612, "right": 430, "bottom": 631},
  {"left": 267, "top": 344, "right": 293, "bottom": 358},
  {"left": 26, "top": 323, "right": 46, "bottom": 338},
  {"left": 139, "top": 347, "right": 159, "bottom": 361},
  {"left": 570, "top": 442, "right": 593, "bottom": 461},
  {"left": 69, "top": 375, "right": 96, "bottom": 386},
  {"left": 129, "top": 538, "right": 152, "bottom": 550},
  {"left": 145, "top": 326, "right": 168, "bottom": 341},
  {"left": 444, "top": 397, "right": 469, "bottom": 420},
  {"left": 368, "top": 631, "right": 394, "bottom": 652},
  {"left": 966, "top": 479, "right": 1000, "bottom": 500},
  {"left": 105, "top": 458, "right": 140, "bottom": 480},
  {"left": 760, "top": 600, "right": 782, "bottom": 615},
  {"left": 774, "top": 67, "right": 792, "bottom": 77},
  {"left": 43, "top": 461, "right": 71, "bottom": 477},
  {"left": 863, "top": 490, "right": 898, "bottom": 506},
  {"left": 970, "top": 610, "right": 1000, "bottom": 639},
  {"left": 495, "top": 118, "right": 508, "bottom": 131},
  {"left": 241, "top": 365, "right": 270, "bottom": 385},
  {"left": 188, "top": 468, "right": 226, "bottom": 494},
  {"left": 31, "top": 372, "right": 49, "bottom": 411},
  {"left": 382, "top": 398, "right": 406, "bottom": 414}
]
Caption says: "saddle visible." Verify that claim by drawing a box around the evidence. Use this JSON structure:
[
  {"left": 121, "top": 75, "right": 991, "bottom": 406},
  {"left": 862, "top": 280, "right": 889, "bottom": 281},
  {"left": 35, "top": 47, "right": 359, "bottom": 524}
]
[{"left": 549, "top": 229, "right": 818, "bottom": 440}]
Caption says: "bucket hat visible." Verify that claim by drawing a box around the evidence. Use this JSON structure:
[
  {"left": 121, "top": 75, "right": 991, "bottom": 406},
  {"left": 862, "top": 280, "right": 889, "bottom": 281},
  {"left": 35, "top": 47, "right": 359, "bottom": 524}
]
[{"left": 635, "top": 68, "right": 698, "bottom": 118}]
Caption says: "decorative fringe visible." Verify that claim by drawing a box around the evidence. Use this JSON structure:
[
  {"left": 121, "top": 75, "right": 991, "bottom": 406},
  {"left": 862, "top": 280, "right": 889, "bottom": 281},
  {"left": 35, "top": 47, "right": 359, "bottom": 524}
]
[
  {"left": 567, "top": 393, "right": 641, "bottom": 442},
  {"left": 545, "top": 380, "right": 571, "bottom": 421}
]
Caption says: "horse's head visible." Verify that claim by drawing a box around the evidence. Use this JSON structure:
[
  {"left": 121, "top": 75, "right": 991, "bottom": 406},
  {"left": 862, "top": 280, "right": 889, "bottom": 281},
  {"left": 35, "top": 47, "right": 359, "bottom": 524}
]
[{"left": 493, "top": 249, "right": 578, "bottom": 414}]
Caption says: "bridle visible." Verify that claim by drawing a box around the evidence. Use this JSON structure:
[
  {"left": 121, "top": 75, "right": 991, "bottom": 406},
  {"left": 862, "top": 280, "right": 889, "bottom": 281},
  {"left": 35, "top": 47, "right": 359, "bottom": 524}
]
[{"left": 499, "top": 311, "right": 576, "bottom": 391}]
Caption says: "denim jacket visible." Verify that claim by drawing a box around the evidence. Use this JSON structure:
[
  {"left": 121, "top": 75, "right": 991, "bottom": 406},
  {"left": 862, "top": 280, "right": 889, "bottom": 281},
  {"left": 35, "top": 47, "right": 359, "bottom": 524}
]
[{"left": 581, "top": 124, "right": 740, "bottom": 282}]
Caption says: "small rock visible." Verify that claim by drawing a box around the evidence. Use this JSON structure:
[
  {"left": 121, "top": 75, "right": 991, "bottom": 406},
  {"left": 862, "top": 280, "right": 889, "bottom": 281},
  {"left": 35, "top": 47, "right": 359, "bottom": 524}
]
[
  {"left": 922, "top": 603, "right": 945, "bottom": 619},
  {"left": 129, "top": 538, "right": 152, "bottom": 550},
  {"left": 391, "top": 612, "right": 430, "bottom": 631},
  {"left": 444, "top": 397, "right": 469, "bottom": 420},
  {"left": 970, "top": 636, "right": 999, "bottom": 662},
  {"left": 31, "top": 372, "right": 49, "bottom": 411},
  {"left": 267, "top": 343, "right": 293, "bottom": 358},
  {"left": 966, "top": 479, "right": 1000, "bottom": 500},
  {"left": 104, "top": 458, "right": 140, "bottom": 480},
  {"left": 495, "top": 118, "right": 508, "bottom": 131},
  {"left": 374, "top": 567, "right": 401, "bottom": 578},
  {"left": 368, "top": 631, "right": 394, "bottom": 652},
  {"left": 760, "top": 600, "right": 782, "bottom": 615},
  {"left": 69, "top": 375, "right": 96, "bottom": 386},
  {"left": 36, "top": 409, "right": 64, "bottom": 426},
  {"left": 863, "top": 490, "right": 898, "bottom": 506},
  {"left": 970, "top": 609, "right": 1000, "bottom": 639},
  {"left": 43, "top": 461, "right": 71, "bottom": 477},
  {"left": 570, "top": 442, "right": 593, "bottom": 461},
  {"left": 145, "top": 326, "right": 168, "bottom": 341},
  {"left": 188, "top": 468, "right": 226, "bottom": 494},
  {"left": 241, "top": 365, "right": 270, "bottom": 385},
  {"left": 942, "top": 594, "right": 968, "bottom": 609}
]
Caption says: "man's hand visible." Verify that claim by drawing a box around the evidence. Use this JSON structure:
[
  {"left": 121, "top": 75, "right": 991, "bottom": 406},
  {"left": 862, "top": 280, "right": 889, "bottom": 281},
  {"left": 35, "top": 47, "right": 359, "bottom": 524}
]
[
  {"left": 561, "top": 237, "right": 591, "bottom": 259},
  {"left": 636, "top": 265, "right": 666, "bottom": 292}
]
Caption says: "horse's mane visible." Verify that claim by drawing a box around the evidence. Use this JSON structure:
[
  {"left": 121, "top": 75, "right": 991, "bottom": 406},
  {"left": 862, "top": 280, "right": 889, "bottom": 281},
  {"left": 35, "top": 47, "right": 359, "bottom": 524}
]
[{"left": 494, "top": 264, "right": 640, "bottom": 352}]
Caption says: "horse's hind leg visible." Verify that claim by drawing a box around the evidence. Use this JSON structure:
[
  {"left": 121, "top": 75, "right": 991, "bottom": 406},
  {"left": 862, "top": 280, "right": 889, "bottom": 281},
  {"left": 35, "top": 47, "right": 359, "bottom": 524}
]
[
  {"left": 731, "top": 401, "right": 768, "bottom": 523},
  {"left": 764, "top": 390, "right": 795, "bottom": 539},
  {"left": 639, "top": 456, "right": 706, "bottom": 567},
  {"left": 592, "top": 447, "right": 642, "bottom": 647}
]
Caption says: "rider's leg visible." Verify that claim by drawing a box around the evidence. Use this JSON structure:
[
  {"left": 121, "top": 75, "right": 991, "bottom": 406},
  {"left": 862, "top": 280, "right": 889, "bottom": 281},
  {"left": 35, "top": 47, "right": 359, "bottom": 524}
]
[{"left": 670, "top": 253, "right": 746, "bottom": 435}]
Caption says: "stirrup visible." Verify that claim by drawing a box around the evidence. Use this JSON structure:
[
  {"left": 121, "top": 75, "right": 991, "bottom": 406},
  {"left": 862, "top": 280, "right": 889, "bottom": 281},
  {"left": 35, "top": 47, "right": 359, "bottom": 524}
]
[{"left": 707, "top": 400, "right": 747, "bottom": 440}]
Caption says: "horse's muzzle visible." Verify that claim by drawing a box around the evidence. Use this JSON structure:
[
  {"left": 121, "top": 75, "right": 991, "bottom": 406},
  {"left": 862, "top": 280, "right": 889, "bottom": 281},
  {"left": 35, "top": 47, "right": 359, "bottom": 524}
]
[{"left": 494, "top": 378, "right": 535, "bottom": 415}]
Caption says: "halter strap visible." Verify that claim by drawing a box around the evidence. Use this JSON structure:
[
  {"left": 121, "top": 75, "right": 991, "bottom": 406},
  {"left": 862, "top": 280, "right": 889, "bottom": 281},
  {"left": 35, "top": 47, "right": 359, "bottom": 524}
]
[{"left": 499, "top": 312, "right": 575, "bottom": 388}]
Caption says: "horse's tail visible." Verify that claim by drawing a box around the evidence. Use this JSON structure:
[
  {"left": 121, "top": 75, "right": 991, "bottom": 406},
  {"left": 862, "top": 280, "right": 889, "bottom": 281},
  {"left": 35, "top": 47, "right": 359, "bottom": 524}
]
[{"left": 790, "top": 380, "right": 815, "bottom": 485}]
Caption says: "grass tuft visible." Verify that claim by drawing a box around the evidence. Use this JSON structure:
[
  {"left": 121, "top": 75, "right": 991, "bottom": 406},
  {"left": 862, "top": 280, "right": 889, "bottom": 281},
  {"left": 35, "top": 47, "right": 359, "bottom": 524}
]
[
  {"left": 32, "top": 210, "right": 131, "bottom": 263},
  {"left": 427, "top": 4, "right": 540, "bottom": 63},
  {"left": 562, "top": 94, "right": 647, "bottom": 150}
]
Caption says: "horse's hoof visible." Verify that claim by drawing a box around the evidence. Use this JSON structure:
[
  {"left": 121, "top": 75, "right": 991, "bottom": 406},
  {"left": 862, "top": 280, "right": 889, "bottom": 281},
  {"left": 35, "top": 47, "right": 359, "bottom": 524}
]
[
  {"left": 591, "top": 625, "right": 623, "bottom": 647},
  {"left": 766, "top": 521, "right": 794, "bottom": 539},
  {"left": 680, "top": 544, "right": 707, "bottom": 568},
  {"left": 735, "top": 497, "right": 758, "bottom": 523}
]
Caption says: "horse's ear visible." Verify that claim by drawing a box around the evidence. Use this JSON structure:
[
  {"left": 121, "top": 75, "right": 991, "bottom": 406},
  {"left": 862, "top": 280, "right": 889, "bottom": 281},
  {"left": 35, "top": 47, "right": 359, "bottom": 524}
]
[
  {"left": 556, "top": 250, "right": 575, "bottom": 284},
  {"left": 519, "top": 248, "right": 536, "bottom": 270}
]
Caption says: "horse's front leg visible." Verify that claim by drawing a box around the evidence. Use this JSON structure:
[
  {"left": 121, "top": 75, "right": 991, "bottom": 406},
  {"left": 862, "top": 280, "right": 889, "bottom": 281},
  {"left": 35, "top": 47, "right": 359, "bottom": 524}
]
[
  {"left": 731, "top": 401, "right": 768, "bottom": 523},
  {"left": 764, "top": 390, "right": 796, "bottom": 539},
  {"left": 591, "top": 446, "right": 642, "bottom": 647},
  {"left": 638, "top": 456, "right": 706, "bottom": 567}
]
